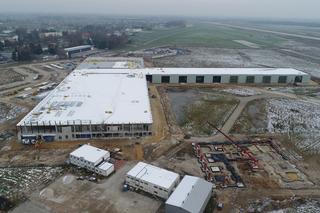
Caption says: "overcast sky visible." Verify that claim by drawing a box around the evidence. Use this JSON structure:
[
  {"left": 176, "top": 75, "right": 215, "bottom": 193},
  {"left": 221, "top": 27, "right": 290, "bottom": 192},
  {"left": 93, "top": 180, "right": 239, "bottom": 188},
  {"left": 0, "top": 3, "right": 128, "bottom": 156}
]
[{"left": 0, "top": 0, "right": 319, "bottom": 20}]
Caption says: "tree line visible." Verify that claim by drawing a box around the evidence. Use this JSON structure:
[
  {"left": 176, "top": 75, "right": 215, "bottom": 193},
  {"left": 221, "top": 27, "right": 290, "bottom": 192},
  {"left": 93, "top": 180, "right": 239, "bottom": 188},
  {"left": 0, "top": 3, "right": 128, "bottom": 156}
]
[{"left": 6, "top": 26, "right": 129, "bottom": 61}]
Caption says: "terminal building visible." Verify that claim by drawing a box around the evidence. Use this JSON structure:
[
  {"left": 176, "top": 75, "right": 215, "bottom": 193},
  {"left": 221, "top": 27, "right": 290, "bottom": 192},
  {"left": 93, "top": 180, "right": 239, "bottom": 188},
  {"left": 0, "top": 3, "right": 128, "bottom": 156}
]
[
  {"left": 17, "top": 57, "right": 310, "bottom": 143},
  {"left": 125, "top": 162, "right": 180, "bottom": 199}
]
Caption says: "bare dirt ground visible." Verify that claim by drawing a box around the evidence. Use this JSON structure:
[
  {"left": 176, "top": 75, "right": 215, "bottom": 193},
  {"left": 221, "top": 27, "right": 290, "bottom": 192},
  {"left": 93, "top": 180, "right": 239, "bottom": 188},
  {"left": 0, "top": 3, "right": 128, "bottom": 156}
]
[
  {"left": 4, "top": 82, "right": 320, "bottom": 213},
  {"left": 156, "top": 84, "right": 320, "bottom": 212},
  {"left": 0, "top": 68, "right": 25, "bottom": 86},
  {"left": 1, "top": 48, "right": 319, "bottom": 212},
  {"left": 11, "top": 162, "right": 162, "bottom": 213}
]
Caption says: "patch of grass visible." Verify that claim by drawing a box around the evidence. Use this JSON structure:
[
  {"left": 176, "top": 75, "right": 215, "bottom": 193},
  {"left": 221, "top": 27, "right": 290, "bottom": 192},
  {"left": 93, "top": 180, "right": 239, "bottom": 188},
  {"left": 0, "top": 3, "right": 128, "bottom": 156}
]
[
  {"left": 123, "top": 23, "right": 287, "bottom": 50},
  {"left": 182, "top": 97, "right": 238, "bottom": 136},
  {"left": 231, "top": 99, "right": 268, "bottom": 134}
]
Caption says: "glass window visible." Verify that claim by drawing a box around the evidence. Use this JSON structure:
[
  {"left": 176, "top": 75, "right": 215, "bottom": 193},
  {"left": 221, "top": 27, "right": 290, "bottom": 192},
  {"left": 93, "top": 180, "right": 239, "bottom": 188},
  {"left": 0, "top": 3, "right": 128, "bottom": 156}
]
[
  {"left": 179, "top": 76, "right": 187, "bottom": 83},
  {"left": 161, "top": 76, "right": 170, "bottom": 83},
  {"left": 278, "top": 76, "right": 287, "bottom": 83},
  {"left": 246, "top": 76, "right": 255, "bottom": 83},
  {"left": 295, "top": 76, "right": 303, "bottom": 83},
  {"left": 212, "top": 76, "right": 221, "bottom": 83},
  {"left": 230, "top": 76, "right": 238, "bottom": 83},
  {"left": 146, "top": 75, "right": 152, "bottom": 82},
  {"left": 262, "top": 76, "right": 271, "bottom": 84},
  {"left": 196, "top": 76, "right": 204, "bottom": 83}
]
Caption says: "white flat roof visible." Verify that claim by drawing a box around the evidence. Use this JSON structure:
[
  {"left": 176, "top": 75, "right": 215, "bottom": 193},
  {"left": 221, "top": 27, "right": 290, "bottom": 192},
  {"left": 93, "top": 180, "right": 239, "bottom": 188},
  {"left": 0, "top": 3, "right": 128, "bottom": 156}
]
[
  {"left": 144, "top": 68, "right": 308, "bottom": 76},
  {"left": 77, "top": 57, "right": 144, "bottom": 69},
  {"left": 18, "top": 69, "right": 152, "bottom": 126},
  {"left": 98, "top": 161, "right": 114, "bottom": 171},
  {"left": 64, "top": 45, "right": 92, "bottom": 52},
  {"left": 70, "top": 144, "right": 109, "bottom": 163},
  {"left": 166, "top": 175, "right": 213, "bottom": 213},
  {"left": 127, "top": 162, "right": 179, "bottom": 189}
]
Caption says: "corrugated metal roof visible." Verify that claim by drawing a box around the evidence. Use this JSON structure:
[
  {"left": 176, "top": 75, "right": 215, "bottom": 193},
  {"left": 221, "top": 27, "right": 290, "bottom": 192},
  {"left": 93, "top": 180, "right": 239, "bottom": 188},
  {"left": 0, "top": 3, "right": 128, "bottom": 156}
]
[{"left": 166, "top": 175, "right": 213, "bottom": 213}]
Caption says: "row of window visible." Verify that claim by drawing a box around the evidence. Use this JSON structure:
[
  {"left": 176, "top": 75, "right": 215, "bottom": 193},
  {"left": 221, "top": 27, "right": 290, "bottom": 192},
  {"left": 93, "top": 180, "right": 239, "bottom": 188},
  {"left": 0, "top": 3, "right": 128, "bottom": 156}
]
[
  {"left": 71, "top": 124, "right": 150, "bottom": 132},
  {"left": 127, "top": 176, "right": 168, "bottom": 192},
  {"left": 56, "top": 131, "right": 152, "bottom": 141},
  {"left": 70, "top": 155, "right": 95, "bottom": 166},
  {"left": 147, "top": 75, "right": 303, "bottom": 84},
  {"left": 22, "top": 124, "right": 151, "bottom": 133}
]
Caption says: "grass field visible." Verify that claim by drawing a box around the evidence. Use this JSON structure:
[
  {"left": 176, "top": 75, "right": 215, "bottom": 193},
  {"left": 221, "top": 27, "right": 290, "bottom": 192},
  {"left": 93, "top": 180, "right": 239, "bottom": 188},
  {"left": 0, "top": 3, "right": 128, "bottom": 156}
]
[{"left": 124, "top": 23, "right": 287, "bottom": 50}]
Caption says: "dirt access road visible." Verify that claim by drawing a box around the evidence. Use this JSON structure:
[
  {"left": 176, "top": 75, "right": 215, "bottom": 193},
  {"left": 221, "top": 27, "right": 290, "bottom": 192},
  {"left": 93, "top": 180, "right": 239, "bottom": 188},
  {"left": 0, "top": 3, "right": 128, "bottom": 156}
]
[{"left": 220, "top": 89, "right": 298, "bottom": 134}]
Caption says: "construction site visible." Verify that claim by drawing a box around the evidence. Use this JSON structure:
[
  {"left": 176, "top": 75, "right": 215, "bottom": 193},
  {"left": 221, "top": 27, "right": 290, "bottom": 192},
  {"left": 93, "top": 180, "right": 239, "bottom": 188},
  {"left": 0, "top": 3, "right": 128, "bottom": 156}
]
[{"left": 0, "top": 56, "right": 320, "bottom": 213}]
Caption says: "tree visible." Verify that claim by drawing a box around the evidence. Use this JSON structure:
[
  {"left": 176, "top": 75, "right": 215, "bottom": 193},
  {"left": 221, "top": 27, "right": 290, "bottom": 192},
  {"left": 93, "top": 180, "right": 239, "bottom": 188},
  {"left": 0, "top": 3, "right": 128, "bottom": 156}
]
[
  {"left": 48, "top": 43, "right": 58, "bottom": 55},
  {"left": 29, "top": 43, "right": 43, "bottom": 55},
  {"left": 107, "top": 34, "right": 128, "bottom": 49},
  {"left": 12, "top": 46, "right": 32, "bottom": 61},
  {"left": 15, "top": 28, "right": 27, "bottom": 45},
  {"left": 12, "top": 49, "right": 18, "bottom": 61},
  {"left": 17, "top": 46, "right": 32, "bottom": 61},
  {"left": 92, "top": 32, "right": 108, "bottom": 49},
  {"left": 0, "top": 41, "right": 4, "bottom": 51}
]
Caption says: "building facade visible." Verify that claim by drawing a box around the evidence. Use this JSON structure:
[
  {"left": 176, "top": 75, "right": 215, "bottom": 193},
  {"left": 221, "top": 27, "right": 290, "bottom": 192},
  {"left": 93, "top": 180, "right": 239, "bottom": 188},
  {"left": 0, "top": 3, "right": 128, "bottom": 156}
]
[
  {"left": 145, "top": 68, "right": 310, "bottom": 85},
  {"left": 165, "top": 176, "right": 213, "bottom": 213},
  {"left": 17, "top": 67, "right": 153, "bottom": 143},
  {"left": 69, "top": 144, "right": 114, "bottom": 176},
  {"left": 69, "top": 144, "right": 110, "bottom": 169}
]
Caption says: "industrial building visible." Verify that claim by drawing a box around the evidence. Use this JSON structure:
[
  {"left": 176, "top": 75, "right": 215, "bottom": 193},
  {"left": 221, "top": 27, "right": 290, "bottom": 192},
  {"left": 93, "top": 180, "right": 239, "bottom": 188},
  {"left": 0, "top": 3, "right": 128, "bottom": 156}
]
[
  {"left": 17, "top": 57, "right": 311, "bottom": 143},
  {"left": 69, "top": 144, "right": 114, "bottom": 176},
  {"left": 17, "top": 68, "right": 153, "bottom": 142},
  {"left": 144, "top": 68, "right": 310, "bottom": 84},
  {"left": 125, "top": 162, "right": 180, "bottom": 199},
  {"left": 165, "top": 175, "right": 213, "bottom": 213},
  {"left": 64, "top": 45, "right": 93, "bottom": 58}
]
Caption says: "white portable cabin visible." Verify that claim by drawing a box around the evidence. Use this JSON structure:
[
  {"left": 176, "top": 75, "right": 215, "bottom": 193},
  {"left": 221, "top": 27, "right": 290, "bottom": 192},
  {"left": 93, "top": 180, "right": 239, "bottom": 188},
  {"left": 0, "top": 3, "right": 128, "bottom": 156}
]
[
  {"left": 126, "top": 162, "right": 180, "bottom": 199},
  {"left": 69, "top": 144, "right": 110, "bottom": 170},
  {"left": 96, "top": 161, "right": 114, "bottom": 177}
]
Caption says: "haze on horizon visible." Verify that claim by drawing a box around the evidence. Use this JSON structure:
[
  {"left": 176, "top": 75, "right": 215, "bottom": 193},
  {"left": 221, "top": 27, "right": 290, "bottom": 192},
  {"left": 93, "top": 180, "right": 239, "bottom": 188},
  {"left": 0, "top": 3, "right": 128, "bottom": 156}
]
[{"left": 0, "top": 0, "right": 319, "bottom": 21}]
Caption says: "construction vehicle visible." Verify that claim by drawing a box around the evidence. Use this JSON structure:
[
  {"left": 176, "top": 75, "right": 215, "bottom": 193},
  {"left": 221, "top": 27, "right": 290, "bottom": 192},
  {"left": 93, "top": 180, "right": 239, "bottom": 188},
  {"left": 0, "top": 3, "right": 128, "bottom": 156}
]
[{"left": 207, "top": 121, "right": 259, "bottom": 171}]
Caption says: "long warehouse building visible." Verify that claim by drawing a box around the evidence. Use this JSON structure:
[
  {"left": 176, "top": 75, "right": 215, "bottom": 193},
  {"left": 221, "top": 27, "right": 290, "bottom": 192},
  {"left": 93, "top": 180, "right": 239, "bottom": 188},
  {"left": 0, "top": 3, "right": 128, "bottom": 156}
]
[
  {"left": 144, "top": 68, "right": 310, "bottom": 84},
  {"left": 17, "top": 57, "right": 310, "bottom": 142}
]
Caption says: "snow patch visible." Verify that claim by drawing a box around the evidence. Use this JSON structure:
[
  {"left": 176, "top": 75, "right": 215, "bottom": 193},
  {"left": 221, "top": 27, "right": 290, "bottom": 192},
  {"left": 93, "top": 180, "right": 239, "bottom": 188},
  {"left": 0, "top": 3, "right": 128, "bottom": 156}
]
[{"left": 222, "top": 88, "right": 261, "bottom": 97}]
